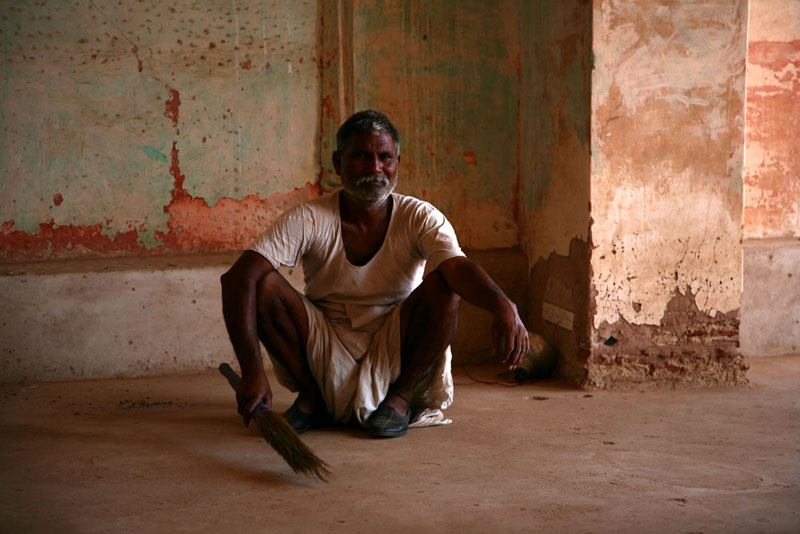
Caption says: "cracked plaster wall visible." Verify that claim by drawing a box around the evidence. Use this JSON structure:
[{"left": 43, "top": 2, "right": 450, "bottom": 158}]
[
  {"left": 589, "top": 0, "right": 749, "bottom": 386},
  {"left": 1, "top": 0, "right": 323, "bottom": 262},
  {"left": 2, "top": 1, "right": 768, "bottom": 385},
  {"left": 1, "top": 0, "right": 525, "bottom": 263}
]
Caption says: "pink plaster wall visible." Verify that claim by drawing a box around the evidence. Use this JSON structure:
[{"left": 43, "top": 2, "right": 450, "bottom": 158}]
[{"left": 744, "top": 0, "right": 800, "bottom": 238}]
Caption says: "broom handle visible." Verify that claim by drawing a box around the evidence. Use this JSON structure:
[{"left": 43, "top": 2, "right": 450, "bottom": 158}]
[{"left": 218, "top": 363, "right": 270, "bottom": 414}]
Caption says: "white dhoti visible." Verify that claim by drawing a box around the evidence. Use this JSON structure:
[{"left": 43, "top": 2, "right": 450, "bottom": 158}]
[
  {"left": 267, "top": 294, "right": 453, "bottom": 428},
  {"left": 251, "top": 192, "right": 464, "bottom": 429}
]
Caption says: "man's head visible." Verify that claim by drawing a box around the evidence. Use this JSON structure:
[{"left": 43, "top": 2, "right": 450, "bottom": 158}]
[
  {"left": 334, "top": 110, "right": 401, "bottom": 207},
  {"left": 335, "top": 109, "right": 400, "bottom": 155}
]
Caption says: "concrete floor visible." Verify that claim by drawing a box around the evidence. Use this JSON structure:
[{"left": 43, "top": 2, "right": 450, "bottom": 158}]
[{"left": 1, "top": 357, "right": 798, "bottom": 534}]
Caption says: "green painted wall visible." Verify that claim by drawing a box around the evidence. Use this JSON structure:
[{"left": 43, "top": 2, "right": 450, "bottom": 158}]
[
  {"left": 519, "top": 0, "right": 592, "bottom": 263},
  {"left": 1, "top": 0, "right": 321, "bottom": 260}
]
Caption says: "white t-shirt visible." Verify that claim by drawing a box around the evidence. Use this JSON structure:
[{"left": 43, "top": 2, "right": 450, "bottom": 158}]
[{"left": 250, "top": 191, "right": 465, "bottom": 328}]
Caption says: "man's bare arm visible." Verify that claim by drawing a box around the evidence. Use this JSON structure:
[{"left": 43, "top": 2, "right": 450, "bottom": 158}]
[
  {"left": 436, "top": 256, "right": 529, "bottom": 369},
  {"left": 220, "top": 250, "right": 275, "bottom": 422}
]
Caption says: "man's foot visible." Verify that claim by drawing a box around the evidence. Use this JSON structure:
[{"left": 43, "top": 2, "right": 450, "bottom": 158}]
[
  {"left": 282, "top": 400, "right": 328, "bottom": 434},
  {"left": 366, "top": 404, "right": 410, "bottom": 438}
]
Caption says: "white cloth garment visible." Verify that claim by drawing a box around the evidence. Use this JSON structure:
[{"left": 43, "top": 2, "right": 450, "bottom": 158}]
[{"left": 250, "top": 191, "right": 465, "bottom": 426}]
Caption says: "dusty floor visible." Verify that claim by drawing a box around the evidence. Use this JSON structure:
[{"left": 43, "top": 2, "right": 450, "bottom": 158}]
[{"left": 1, "top": 356, "right": 798, "bottom": 534}]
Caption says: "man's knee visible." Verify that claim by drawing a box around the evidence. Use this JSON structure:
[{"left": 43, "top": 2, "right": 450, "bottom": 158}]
[
  {"left": 254, "top": 270, "right": 310, "bottom": 340},
  {"left": 255, "top": 270, "right": 292, "bottom": 316}
]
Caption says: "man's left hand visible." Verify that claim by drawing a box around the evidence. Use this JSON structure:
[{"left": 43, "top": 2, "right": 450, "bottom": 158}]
[{"left": 491, "top": 303, "right": 529, "bottom": 370}]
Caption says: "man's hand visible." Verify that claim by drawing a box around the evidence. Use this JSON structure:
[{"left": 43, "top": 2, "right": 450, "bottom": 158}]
[
  {"left": 236, "top": 368, "right": 273, "bottom": 426},
  {"left": 437, "top": 256, "right": 529, "bottom": 370},
  {"left": 491, "top": 302, "right": 529, "bottom": 370}
]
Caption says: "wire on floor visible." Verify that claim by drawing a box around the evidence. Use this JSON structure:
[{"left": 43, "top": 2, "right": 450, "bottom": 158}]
[{"left": 454, "top": 364, "right": 520, "bottom": 387}]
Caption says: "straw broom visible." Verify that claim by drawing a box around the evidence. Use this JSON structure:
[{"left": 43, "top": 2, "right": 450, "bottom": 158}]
[{"left": 219, "top": 363, "right": 331, "bottom": 481}]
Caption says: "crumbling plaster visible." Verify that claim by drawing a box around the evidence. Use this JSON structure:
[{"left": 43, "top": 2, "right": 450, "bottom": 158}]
[
  {"left": 591, "top": 0, "right": 747, "bottom": 330},
  {"left": 0, "top": 0, "right": 767, "bottom": 386}
]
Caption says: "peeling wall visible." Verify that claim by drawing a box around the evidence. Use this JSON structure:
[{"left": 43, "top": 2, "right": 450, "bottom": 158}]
[
  {"left": 1, "top": 0, "right": 529, "bottom": 262},
  {"left": 519, "top": 0, "right": 592, "bottom": 384},
  {"left": 1, "top": 1, "right": 322, "bottom": 262},
  {"left": 743, "top": 0, "right": 800, "bottom": 239},
  {"left": 0, "top": 1, "right": 773, "bottom": 384},
  {"left": 520, "top": 1, "right": 592, "bottom": 263},
  {"left": 528, "top": 238, "right": 593, "bottom": 385},
  {"left": 589, "top": 0, "right": 748, "bottom": 386},
  {"left": 591, "top": 289, "right": 746, "bottom": 388}
]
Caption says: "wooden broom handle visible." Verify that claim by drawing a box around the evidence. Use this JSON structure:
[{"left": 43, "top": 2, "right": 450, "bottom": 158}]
[{"left": 218, "top": 363, "right": 270, "bottom": 414}]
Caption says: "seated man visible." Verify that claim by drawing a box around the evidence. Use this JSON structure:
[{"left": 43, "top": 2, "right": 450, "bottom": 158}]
[{"left": 221, "top": 110, "right": 528, "bottom": 438}]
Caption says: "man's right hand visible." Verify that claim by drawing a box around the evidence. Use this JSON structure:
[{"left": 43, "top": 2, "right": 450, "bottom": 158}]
[{"left": 236, "top": 369, "right": 273, "bottom": 426}]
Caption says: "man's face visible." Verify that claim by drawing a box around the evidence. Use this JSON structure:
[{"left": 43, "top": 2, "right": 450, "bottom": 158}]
[{"left": 334, "top": 131, "right": 399, "bottom": 206}]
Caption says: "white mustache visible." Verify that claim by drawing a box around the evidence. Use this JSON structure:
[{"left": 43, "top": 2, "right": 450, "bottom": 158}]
[{"left": 356, "top": 174, "right": 389, "bottom": 186}]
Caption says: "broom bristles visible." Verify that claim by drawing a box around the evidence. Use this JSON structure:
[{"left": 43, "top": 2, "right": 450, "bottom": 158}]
[{"left": 253, "top": 410, "right": 331, "bottom": 481}]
